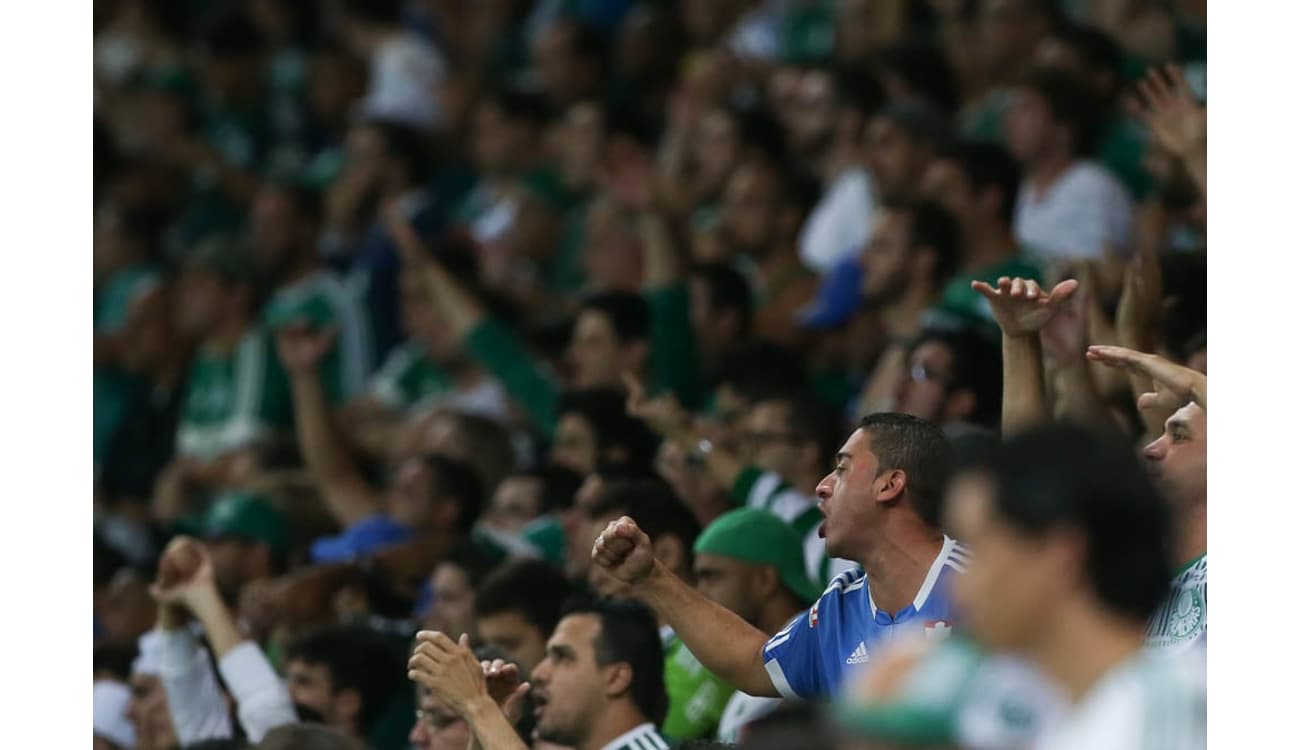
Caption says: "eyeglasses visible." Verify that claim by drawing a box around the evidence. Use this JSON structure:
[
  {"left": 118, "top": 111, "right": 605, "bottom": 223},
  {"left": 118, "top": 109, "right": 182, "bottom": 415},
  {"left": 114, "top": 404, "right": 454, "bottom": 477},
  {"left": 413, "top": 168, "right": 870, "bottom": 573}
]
[{"left": 415, "top": 708, "right": 465, "bottom": 730}]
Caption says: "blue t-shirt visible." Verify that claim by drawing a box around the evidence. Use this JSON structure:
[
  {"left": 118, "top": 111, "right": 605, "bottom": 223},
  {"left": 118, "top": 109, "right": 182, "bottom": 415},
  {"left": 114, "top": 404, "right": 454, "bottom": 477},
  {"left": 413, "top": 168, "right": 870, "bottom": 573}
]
[{"left": 761, "top": 536, "right": 969, "bottom": 700}]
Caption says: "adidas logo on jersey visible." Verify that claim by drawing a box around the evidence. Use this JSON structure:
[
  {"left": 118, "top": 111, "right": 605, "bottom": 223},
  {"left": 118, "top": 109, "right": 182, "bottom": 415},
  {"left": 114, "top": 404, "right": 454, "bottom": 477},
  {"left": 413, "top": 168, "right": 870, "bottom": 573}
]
[{"left": 845, "top": 642, "right": 870, "bottom": 665}]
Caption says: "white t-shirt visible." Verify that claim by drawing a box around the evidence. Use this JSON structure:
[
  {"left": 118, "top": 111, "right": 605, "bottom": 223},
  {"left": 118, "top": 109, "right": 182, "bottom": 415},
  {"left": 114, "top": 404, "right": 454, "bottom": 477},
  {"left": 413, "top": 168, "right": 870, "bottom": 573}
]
[
  {"left": 360, "top": 33, "right": 447, "bottom": 130},
  {"left": 1014, "top": 161, "right": 1133, "bottom": 262},
  {"left": 1033, "top": 650, "right": 1206, "bottom": 750},
  {"left": 798, "top": 167, "right": 877, "bottom": 274}
]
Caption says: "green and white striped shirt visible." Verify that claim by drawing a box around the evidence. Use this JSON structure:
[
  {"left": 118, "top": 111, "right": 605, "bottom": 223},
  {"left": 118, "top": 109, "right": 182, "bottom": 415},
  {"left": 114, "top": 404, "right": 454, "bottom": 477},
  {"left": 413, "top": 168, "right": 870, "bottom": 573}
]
[
  {"left": 730, "top": 467, "right": 857, "bottom": 585},
  {"left": 599, "top": 722, "right": 670, "bottom": 750},
  {"left": 1145, "top": 554, "right": 1207, "bottom": 654},
  {"left": 177, "top": 327, "right": 293, "bottom": 461}
]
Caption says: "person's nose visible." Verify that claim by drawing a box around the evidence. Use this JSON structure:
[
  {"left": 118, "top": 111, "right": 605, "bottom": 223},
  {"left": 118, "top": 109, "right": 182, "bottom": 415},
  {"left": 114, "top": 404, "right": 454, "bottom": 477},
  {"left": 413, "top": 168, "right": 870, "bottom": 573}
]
[
  {"left": 816, "top": 475, "right": 834, "bottom": 500},
  {"left": 1143, "top": 437, "right": 1165, "bottom": 462}
]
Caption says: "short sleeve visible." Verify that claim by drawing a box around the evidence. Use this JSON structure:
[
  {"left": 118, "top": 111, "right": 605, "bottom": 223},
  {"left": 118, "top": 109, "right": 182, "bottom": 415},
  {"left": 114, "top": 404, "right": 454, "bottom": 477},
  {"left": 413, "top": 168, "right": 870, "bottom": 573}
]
[{"left": 761, "top": 606, "right": 824, "bottom": 700}]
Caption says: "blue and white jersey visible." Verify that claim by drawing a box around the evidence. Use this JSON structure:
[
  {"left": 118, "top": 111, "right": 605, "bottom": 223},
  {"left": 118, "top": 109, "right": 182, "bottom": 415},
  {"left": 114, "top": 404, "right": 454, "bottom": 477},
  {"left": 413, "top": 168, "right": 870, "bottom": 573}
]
[{"left": 761, "top": 536, "right": 969, "bottom": 700}]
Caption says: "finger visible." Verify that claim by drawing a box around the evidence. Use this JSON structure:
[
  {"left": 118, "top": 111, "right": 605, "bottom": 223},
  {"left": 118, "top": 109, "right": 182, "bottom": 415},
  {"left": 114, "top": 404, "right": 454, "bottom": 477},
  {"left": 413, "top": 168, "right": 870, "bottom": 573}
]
[
  {"left": 970, "top": 279, "right": 996, "bottom": 296},
  {"left": 996, "top": 276, "right": 1012, "bottom": 293},
  {"left": 1024, "top": 279, "right": 1043, "bottom": 300},
  {"left": 408, "top": 653, "right": 442, "bottom": 677},
  {"left": 1010, "top": 278, "right": 1025, "bottom": 297},
  {"left": 622, "top": 371, "right": 646, "bottom": 407},
  {"left": 1136, "top": 392, "right": 1161, "bottom": 411},
  {"left": 1049, "top": 279, "right": 1079, "bottom": 303},
  {"left": 459, "top": 633, "right": 471, "bottom": 650}
]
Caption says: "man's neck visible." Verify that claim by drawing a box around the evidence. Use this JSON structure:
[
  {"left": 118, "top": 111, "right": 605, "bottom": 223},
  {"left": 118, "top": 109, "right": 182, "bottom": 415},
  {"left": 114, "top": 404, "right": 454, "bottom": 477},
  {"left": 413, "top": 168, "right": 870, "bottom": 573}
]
[
  {"left": 856, "top": 515, "right": 945, "bottom": 615},
  {"left": 757, "top": 598, "right": 806, "bottom": 637},
  {"left": 962, "top": 222, "right": 1018, "bottom": 272},
  {"left": 578, "top": 705, "right": 650, "bottom": 750},
  {"left": 1025, "top": 153, "right": 1076, "bottom": 194},
  {"left": 1029, "top": 602, "right": 1146, "bottom": 704},
  {"left": 1175, "top": 505, "right": 1207, "bottom": 570},
  {"left": 879, "top": 285, "right": 936, "bottom": 340}
]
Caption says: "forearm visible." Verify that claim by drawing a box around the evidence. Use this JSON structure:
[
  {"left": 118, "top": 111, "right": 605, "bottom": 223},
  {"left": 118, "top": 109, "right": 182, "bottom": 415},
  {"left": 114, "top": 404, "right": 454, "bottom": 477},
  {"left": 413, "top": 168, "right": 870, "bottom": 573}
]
[
  {"left": 1002, "top": 335, "right": 1050, "bottom": 436},
  {"left": 1051, "top": 361, "right": 1119, "bottom": 430},
  {"left": 288, "top": 372, "right": 377, "bottom": 526},
  {"left": 464, "top": 697, "right": 529, "bottom": 750},
  {"left": 641, "top": 561, "right": 777, "bottom": 697},
  {"left": 217, "top": 642, "right": 298, "bottom": 742},
  {"left": 188, "top": 587, "right": 246, "bottom": 659}
]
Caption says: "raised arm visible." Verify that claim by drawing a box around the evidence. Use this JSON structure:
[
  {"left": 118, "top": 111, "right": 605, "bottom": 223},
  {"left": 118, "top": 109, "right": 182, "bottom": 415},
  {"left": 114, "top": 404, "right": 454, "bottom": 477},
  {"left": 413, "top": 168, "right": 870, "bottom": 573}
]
[
  {"left": 1132, "top": 64, "right": 1207, "bottom": 196},
  {"left": 592, "top": 517, "right": 778, "bottom": 697},
  {"left": 972, "top": 277, "right": 1079, "bottom": 436},
  {"left": 276, "top": 324, "right": 380, "bottom": 527},
  {"left": 1086, "top": 345, "right": 1206, "bottom": 413},
  {"left": 624, "top": 374, "right": 744, "bottom": 497},
  {"left": 1039, "top": 278, "right": 1116, "bottom": 429}
]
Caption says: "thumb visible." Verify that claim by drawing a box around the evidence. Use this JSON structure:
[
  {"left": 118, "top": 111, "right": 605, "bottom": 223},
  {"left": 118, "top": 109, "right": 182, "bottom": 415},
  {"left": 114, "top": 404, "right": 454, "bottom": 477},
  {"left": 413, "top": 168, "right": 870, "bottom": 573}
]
[{"left": 458, "top": 633, "right": 471, "bottom": 650}]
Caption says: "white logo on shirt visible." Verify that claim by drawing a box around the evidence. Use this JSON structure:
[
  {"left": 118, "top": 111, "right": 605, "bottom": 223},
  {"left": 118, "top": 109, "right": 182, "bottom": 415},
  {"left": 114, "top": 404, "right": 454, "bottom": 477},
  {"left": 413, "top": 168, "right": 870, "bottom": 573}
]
[{"left": 846, "top": 642, "right": 870, "bottom": 665}]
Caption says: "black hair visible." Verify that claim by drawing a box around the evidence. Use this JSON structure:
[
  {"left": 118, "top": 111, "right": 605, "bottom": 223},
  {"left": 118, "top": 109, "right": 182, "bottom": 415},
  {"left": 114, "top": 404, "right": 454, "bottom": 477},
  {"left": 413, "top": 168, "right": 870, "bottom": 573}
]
[
  {"left": 1050, "top": 22, "right": 1123, "bottom": 81},
  {"left": 714, "top": 340, "right": 808, "bottom": 403},
  {"left": 481, "top": 85, "right": 553, "bottom": 129},
  {"left": 362, "top": 118, "right": 436, "bottom": 185},
  {"left": 475, "top": 558, "right": 575, "bottom": 634},
  {"left": 910, "top": 327, "right": 1004, "bottom": 430},
  {"left": 442, "top": 539, "right": 503, "bottom": 585},
  {"left": 339, "top": 0, "right": 402, "bottom": 26},
  {"left": 284, "top": 626, "right": 406, "bottom": 733},
  {"left": 201, "top": 8, "right": 266, "bottom": 57},
  {"left": 832, "top": 65, "right": 887, "bottom": 119},
  {"left": 938, "top": 140, "right": 1023, "bottom": 226},
  {"left": 754, "top": 390, "right": 846, "bottom": 472},
  {"left": 1018, "top": 67, "right": 1104, "bottom": 156},
  {"left": 263, "top": 179, "right": 324, "bottom": 224},
  {"left": 553, "top": 18, "right": 610, "bottom": 70},
  {"left": 578, "top": 291, "right": 651, "bottom": 342},
  {"left": 518, "top": 463, "right": 585, "bottom": 514},
  {"left": 559, "top": 594, "right": 668, "bottom": 726},
  {"left": 435, "top": 411, "right": 518, "bottom": 495},
  {"left": 974, "top": 423, "right": 1172, "bottom": 622},
  {"left": 875, "top": 99, "right": 953, "bottom": 152},
  {"left": 94, "top": 644, "right": 137, "bottom": 682},
  {"left": 857, "top": 412, "right": 953, "bottom": 521},
  {"left": 587, "top": 479, "right": 701, "bottom": 570},
  {"left": 873, "top": 40, "right": 960, "bottom": 115},
  {"left": 882, "top": 198, "right": 962, "bottom": 290},
  {"left": 689, "top": 262, "right": 753, "bottom": 338},
  {"left": 726, "top": 103, "right": 789, "bottom": 164},
  {"left": 424, "top": 454, "right": 487, "bottom": 534},
  {"left": 556, "top": 388, "right": 661, "bottom": 477}
]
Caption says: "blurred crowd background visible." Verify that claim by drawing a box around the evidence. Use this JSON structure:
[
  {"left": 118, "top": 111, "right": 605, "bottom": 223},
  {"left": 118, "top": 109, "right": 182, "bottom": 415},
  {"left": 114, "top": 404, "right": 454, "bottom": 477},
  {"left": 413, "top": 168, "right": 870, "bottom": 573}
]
[{"left": 92, "top": 1, "right": 1207, "bottom": 748}]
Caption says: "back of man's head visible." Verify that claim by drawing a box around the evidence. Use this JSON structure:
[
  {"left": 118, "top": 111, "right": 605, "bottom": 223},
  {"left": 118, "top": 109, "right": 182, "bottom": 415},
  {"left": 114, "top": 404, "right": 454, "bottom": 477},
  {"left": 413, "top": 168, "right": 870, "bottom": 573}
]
[
  {"left": 475, "top": 558, "right": 575, "bottom": 637},
  {"left": 257, "top": 723, "right": 365, "bottom": 750},
  {"left": 859, "top": 413, "right": 953, "bottom": 523},
  {"left": 882, "top": 198, "right": 962, "bottom": 292},
  {"left": 285, "top": 626, "right": 406, "bottom": 735},
  {"left": 430, "top": 411, "right": 516, "bottom": 495},
  {"left": 983, "top": 423, "right": 1171, "bottom": 623},
  {"left": 561, "top": 594, "right": 668, "bottom": 726},
  {"left": 940, "top": 140, "right": 1022, "bottom": 227}
]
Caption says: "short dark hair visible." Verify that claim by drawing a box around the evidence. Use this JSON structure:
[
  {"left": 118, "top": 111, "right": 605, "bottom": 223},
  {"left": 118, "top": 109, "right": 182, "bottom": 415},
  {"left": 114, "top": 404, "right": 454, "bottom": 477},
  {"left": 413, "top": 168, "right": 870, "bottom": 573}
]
[
  {"left": 442, "top": 539, "right": 503, "bottom": 585},
  {"left": 424, "top": 454, "right": 486, "bottom": 534},
  {"left": 938, "top": 140, "right": 1023, "bottom": 226},
  {"left": 1050, "top": 22, "right": 1123, "bottom": 80},
  {"left": 263, "top": 179, "right": 324, "bottom": 224},
  {"left": 475, "top": 559, "right": 575, "bottom": 635},
  {"left": 201, "top": 8, "right": 265, "bottom": 57},
  {"left": 340, "top": 0, "right": 402, "bottom": 25},
  {"left": 690, "top": 262, "right": 753, "bottom": 337},
  {"left": 911, "top": 327, "right": 1003, "bottom": 429},
  {"left": 553, "top": 18, "right": 609, "bottom": 70},
  {"left": 587, "top": 479, "right": 701, "bottom": 569},
  {"left": 883, "top": 198, "right": 962, "bottom": 290},
  {"left": 363, "top": 118, "right": 435, "bottom": 185},
  {"left": 579, "top": 291, "right": 651, "bottom": 343},
  {"left": 481, "top": 85, "right": 553, "bottom": 129},
  {"left": 560, "top": 594, "right": 667, "bottom": 725},
  {"left": 1018, "top": 68, "right": 1104, "bottom": 156},
  {"left": 438, "top": 411, "right": 517, "bottom": 496},
  {"left": 557, "top": 388, "right": 660, "bottom": 476},
  {"left": 873, "top": 40, "right": 959, "bottom": 114},
  {"left": 518, "top": 464, "right": 585, "bottom": 515},
  {"left": 857, "top": 413, "right": 953, "bottom": 521},
  {"left": 256, "top": 723, "right": 365, "bottom": 750},
  {"left": 757, "top": 391, "right": 845, "bottom": 471},
  {"left": 715, "top": 340, "right": 808, "bottom": 402},
  {"left": 285, "top": 626, "right": 406, "bottom": 733},
  {"left": 974, "top": 423, "right": 1172, "bottom": 622},
  {"left": 831, "top": 65, "right": 886, "bottom": 119}
]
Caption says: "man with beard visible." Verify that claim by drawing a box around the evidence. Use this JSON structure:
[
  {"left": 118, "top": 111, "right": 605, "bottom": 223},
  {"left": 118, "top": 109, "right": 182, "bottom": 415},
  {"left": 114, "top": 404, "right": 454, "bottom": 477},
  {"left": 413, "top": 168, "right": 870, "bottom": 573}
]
[{"left": 409, "top": 597, "right": 670, "bottom": 750}]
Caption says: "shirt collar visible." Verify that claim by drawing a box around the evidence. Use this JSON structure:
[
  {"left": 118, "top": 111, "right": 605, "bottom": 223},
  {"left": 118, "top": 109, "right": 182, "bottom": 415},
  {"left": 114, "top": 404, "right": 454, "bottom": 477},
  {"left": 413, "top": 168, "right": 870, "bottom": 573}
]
[{"left": 599, "top": 722, "right": 667, "bottom": 750}]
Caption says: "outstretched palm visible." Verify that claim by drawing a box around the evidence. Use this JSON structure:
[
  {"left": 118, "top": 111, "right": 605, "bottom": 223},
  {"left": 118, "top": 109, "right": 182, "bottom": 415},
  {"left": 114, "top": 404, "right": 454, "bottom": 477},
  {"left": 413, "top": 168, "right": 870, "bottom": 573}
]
[
  {"left": 1132, "top": 64, "right": 1206, "bottom": 159},
  {"left": 972, "top": 277, "right": 1080, "bottom": 338}
]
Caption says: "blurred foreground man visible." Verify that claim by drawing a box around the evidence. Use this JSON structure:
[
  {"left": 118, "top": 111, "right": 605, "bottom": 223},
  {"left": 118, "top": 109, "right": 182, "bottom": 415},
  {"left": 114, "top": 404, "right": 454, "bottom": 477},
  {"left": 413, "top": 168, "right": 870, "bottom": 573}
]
[{"left": 944, "top": 423, "right": 1205, "bottom": 749}]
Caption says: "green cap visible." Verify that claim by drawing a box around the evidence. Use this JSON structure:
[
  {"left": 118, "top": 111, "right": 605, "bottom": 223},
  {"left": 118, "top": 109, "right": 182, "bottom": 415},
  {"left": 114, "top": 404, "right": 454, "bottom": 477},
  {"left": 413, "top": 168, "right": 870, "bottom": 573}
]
[
  {"left": 129, "top": 65, "right": 201, "bottom": 106},
  {"left": 833, "top": 636, "right": 1052, "bottom": 748},
  {"left": 202, "top": 492, "right": 292, "bottom": 559},
  {"left": 184, "top": 234, "right": 258, "bottom": 285},
  {"left": 693, "top": 508, "right": 822, "bottom": 605}
]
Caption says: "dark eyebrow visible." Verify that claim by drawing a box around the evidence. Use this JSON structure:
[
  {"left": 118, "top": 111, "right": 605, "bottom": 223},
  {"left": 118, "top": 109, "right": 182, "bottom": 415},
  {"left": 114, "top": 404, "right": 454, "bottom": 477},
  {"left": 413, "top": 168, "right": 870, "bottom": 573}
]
[
  {"left": 835, "top": 452, "right": 852, "bottom": 463},
  {"left": 548, "top": 644, "right": 576, "bottom": 659},
  {"left": 1167, "top": 419, "right": 1192, "bottom": 435}
]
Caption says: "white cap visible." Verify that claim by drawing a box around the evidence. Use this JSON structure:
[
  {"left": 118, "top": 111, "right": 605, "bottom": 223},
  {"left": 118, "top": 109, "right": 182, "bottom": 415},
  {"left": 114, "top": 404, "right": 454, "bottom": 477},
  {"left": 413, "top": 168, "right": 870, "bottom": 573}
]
[{"left": 93, "top": 680, "right": 137, "bottom": 748}]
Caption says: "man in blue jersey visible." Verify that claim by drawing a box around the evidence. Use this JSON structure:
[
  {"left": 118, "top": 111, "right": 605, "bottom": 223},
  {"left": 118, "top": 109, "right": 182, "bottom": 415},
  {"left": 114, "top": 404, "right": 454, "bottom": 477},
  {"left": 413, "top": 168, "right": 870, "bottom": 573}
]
[{"left": 592, "top": 412, "right": 962, "bottom": 701}]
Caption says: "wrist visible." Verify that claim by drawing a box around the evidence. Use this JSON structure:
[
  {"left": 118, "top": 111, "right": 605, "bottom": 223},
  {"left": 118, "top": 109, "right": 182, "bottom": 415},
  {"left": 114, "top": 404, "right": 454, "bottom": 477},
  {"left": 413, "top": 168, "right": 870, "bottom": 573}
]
[
  {"left": 186, "top": 584, "right": 227, "bottom": 621},
  {"left": 462, "top": 693, "right": 499, "bottom": 726}
]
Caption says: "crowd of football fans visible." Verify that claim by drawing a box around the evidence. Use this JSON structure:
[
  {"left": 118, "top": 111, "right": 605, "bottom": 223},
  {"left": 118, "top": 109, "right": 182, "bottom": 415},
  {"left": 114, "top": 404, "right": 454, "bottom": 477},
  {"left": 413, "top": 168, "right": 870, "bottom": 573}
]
[{"left": 93, "top": 1, "right": 1207, "bottom": 748}]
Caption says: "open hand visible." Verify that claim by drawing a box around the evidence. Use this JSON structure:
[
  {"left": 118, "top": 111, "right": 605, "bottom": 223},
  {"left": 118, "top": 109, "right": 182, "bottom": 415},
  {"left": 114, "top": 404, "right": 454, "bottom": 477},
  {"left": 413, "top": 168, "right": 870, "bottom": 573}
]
[
  {"left": 1130, "top": 64, "right": 1206, "bottom": 161},
  {"left": 409, "top": 632, "right": 502, "bottom": 716},
  {"left": 1086, "top": 345, "right": 1207, "bottom": 412},
  {"left": 972, "top": 277, "right": 1080, "bottom": 338},
  {"left": 591, "top": 516, "right": 656, "bottom": 586}
]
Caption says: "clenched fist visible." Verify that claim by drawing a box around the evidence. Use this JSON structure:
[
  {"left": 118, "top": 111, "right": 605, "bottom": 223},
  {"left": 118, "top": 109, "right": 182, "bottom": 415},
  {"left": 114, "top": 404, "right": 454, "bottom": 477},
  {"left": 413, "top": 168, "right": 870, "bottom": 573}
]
[{"left": 590, "top": 516, "right": 655, "bottom": 586}]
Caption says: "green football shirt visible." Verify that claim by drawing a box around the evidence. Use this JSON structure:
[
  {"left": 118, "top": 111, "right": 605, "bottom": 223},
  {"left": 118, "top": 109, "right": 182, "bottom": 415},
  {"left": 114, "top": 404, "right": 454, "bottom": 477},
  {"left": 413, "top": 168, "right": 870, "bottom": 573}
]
[{"left": 662, "top": 631, "right": 735, "bottom": 743}]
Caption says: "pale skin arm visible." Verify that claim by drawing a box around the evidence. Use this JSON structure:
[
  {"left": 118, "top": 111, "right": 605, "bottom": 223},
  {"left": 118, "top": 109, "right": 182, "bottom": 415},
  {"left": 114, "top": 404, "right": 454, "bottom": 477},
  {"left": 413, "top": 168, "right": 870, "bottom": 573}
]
[
  {"left": 1040, "top": 279, "right": 1116, "bottom": 429},
  {"left": 972, "top": 277, "right": 1080, "bottom": 436},
  {"left": 151, "top": 538, "right": 245, "bottom": 657},
  {"left": 386, "top": 210, "right": 487, "bottom": 340},
  {"left": 592, "top": 517, "right": 779, "bottom": 697},
  {"left": 1132, "top": 64, "right": 1207, "bottom": 196},
  {"left": 276, "top": 325, "right": 380, "bottom": 527},
  {"left": 1086, "top": 345, "right": 1206, "bottom": 412}
]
